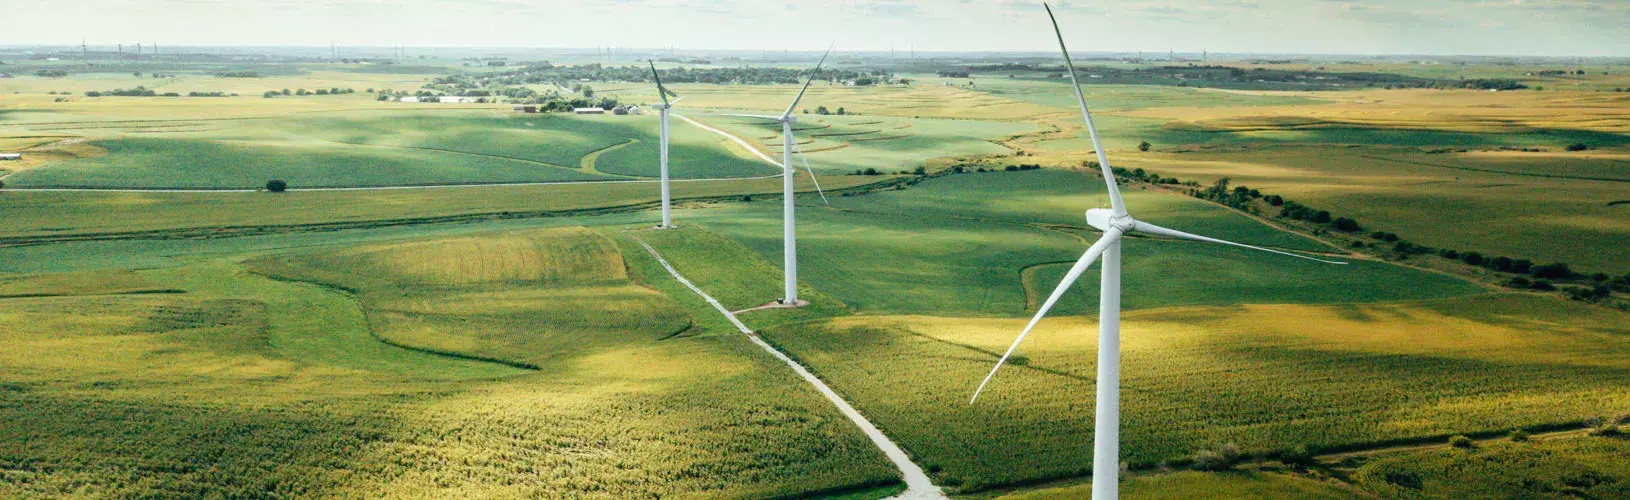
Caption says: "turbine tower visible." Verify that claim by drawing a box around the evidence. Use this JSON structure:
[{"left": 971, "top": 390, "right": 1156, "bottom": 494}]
[
  {"left": 969, "top": 5, "right": 1347, "bottom": 500},
  {"left": 648, "top": 60, "right": 684, "bottom": 229},
  {"left": 723, "top": 46, "right": 834, "bottom": 305}
]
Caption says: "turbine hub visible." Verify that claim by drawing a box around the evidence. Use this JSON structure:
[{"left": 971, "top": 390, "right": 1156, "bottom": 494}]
[{"left": 1086, "top": 208, "right": 1135, "bottom": 232}]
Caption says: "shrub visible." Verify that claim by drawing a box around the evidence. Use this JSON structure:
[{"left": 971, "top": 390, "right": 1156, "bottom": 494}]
[
  {"left": 1280, "top": 444, "right": 1314, "bottom": 465},
  {"left": 1565, "top": 143, "right": 1588, "bottom": 151},
  {"left": 1439, "top": 249, "right": 1459, "bottom": 259},
  {"left": 1384, "top": 470, "right": 1424, "bottom": 490},
  {"left": 1462, "top": 252, "right": 1484, "bottom": 266},
  {"left": 913, "top": 166, "right": 927, "bottom": 176},
  {"left": 1509, "top": 429, "right": 1530, "bottom": 442},
  {"left": 1531, "top": 279, "right": 1556, "bottom": 291},
  {"left": 1491, "top": 256, "right": 1514, "bottom": 272},
  {"left": 1191, "top": 442, "right": 1242, "bottom": 471},
  {"left": 863, "top": 168, "right": 880, "bottom": 176},
  {"left": 1448, "top": 435, "right": 1473, "bottom": 448},
  {"left": 1507, "top": 277, "right": 1531, "bottom": 288},
  {"left": 1531, "top": 262, "right": 1572, "bottom": 278},
  {"left": 1330, "top": 217, "right": 1361, "bottom": 232},
  {"left": 1587, "top": 420, "right": 1621, "bottom": 437},
  {"left": 1138, "top": 141, "right": 1152, "bottom": 152},
  {"left": 1265, "top": 195, "right": 1284, "bottom": 206},
  {"left": 265, "top": 180, "right": 287, "bottom": 192}
]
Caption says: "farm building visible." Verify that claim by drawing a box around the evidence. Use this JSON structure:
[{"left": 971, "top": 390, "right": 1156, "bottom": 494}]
[
  {"left": 513, "top": 105, "right": 538, "bottom": 113},
  {"left": 574, "top": 107, "right": 605, "bottom": 114},
  {"left": 399, "top": 96, "right": 421, "bottom": 103},
  {"left": 0, "top": 153, "right": 21, "bottom": 160},
  {"left": 438, "top": 96, "right": 477, "bottom": 104}
]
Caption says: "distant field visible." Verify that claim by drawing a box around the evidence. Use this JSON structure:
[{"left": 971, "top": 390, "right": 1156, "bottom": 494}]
[
  {"left": 690, "top": 112, "right": 1039, "bottom": 174},
  {"left": 3, "top": 111, "right": 782, "bottom": 188},
  {"left": 757, "top": 294, "right": 1630, "bottom": 491},
  {"left": 0, "top": 228, "right": 901, "bottom": 498},
  {"left": 0, "top": 173, "right": 886, "bottom": 240},
  {"left": 1114, "top": 147, "right": 1630, "bottom": 273}
]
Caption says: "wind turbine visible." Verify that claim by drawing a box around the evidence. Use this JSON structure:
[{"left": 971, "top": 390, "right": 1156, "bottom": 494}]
[
  {"left": 722, "top": 47, "right": 833, "bottom": 305},
  {"left": 968, "top": 5, "right": 1347, "bottom": 500},
  {"left": 648, "top": 60, "right": 683, "bottom": 229}
]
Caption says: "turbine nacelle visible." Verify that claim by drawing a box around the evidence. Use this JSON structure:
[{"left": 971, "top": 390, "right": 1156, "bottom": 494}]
[{"left": 1085, "top": 208, "right": 1133, "bottom": 233}]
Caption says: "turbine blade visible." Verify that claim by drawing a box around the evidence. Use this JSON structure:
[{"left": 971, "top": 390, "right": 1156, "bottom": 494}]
[
  {"left": 668, "top": 96, "right": 684, "bottom": 106},
  {"left": 789, "top": 138, "right": 828, "bottom": 204},
  {"left": 782, "top": 43, "right": 835, "bottom": 119},
  {"left": 648, "top": 60, "right": 670, "bottom": 108},
  {"left": 1045, "top": 3, "right": 1126, "bottom": 216},
  {"left": 971, "top": 229, "right": 1124, "bottom": 404},
  {"left": 1131, "top": 220, "right": 1348, "bottom": 265}
]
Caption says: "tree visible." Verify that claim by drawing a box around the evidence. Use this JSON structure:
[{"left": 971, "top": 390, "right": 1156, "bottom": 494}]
[
  {"left": 837, "top": 107, "right": 846, "bottom": 115},
  {"left": 1138, "top": 141, "right": 1152, "bottom": 152},
  {"left": 1566, "top": 143, "right": 1588, "bottom": 151},
  {"left": 815, "top": 105, "right": 831, "bottom": 115},
  {"left": 1310, "top": 210, "right": 1332, "bottom": 224},
  {"left": 1330, "top": 217, "right": 1361, "bottom": 232},
  {"left": 581, "top": 86, "right": 595, "bottom": 98},
  {"left": 263, "top": 91, "right": 279, "bottom": 98},
  {"left": 1491, "top": 256, "right": 1513, "bottom": 272},
  {"left": 133, "top": 72, "right": 142, "bottom": 77},
  {"left": 265, "top": 180, "right": 288, "bottom": 192},
  {"left": 1265, "top": 195, "right": 1284, "bottom": 206}
]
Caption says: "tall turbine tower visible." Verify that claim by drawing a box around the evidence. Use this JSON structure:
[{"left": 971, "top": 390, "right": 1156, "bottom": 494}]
[
  {"left": 723, "top": 47, "right": 834, "bottom": 305},
  {"left": 969, "top": 5, "right": 1348, "bottom": 500},
  {"left": 648, "top": 60, "right": 683, "bottom": 229}
]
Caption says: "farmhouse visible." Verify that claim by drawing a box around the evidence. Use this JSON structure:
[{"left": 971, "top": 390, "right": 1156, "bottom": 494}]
[
  {"left": 0, "top": 153, "right": 21, "bottom": 160},
  {"left": 574, "top": 107, "right": 605, "bottom": 114},
  {"left": 513, "top": 105, "right": 538, "bottom": 113},
  {"left": 438, "top": 96, "right": 477, "bottom": 104}
]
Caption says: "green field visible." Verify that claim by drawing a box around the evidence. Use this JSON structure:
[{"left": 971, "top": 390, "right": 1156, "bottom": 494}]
[
  {"left": 0, "top": 228, "right": 901, "bottom": 498},
  {"left": 2, "top": 53, "right": 1626, "bottom": 499},
  {"left": 753, "top": 294, "right": 1630, "bottom": 492}
]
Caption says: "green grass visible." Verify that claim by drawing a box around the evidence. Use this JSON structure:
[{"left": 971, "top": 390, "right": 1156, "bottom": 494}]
[
  {"left": 671, "top": 171, "right": 1469, "bottom": 317},
  {"left": 1354, "top": 436, "right": 1630, "bottom": 498},
  {"left": 247, "top": 227, "right": 692, "bottom": 368},
  {"left": 998, "top": 471, "right": 1358, "bottom": 499},
  {"left": 0, "top": 229, "right": 902, "bottom": 498},
  {"left": 753, "top": 294, "right": 1630, "bottom": 492},
  {"left": 592, "top": 114, "right": 782, "bottom": 179}
]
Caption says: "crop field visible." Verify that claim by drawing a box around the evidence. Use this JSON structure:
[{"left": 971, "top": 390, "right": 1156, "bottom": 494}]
[
  {"left": 2, "top": 111, "right": 787, "bottom": 188},
  {"left": 1113, "top": 147, "right": 1630, "bottom": 273},
  {"left": 0, "top": 228, "right": 902, "bottom": 498},
  {"left": 655, "top": 169, "right": 1476, "bottom": 318},
  {"left": 1352, "top": 434, "right": 1630, "bottom": 498},
  {"left": 3, "top": 53, "right": 1627, "bottom": 499},
  {"left": 689, "top": 111, "right": 1040, "bottom": 174},
  {"left": 753, "top": 294, "right": 1630, "bottom": 491}
]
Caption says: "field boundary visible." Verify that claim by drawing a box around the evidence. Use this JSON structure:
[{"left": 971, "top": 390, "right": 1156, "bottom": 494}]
[{"left": 628, "top": 232, "right": 945, "bottom": 500}]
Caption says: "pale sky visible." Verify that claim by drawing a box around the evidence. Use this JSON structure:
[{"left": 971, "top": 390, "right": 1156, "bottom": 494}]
[{"left": 0, "top": 0, "right": 1626, "bottom": 57}]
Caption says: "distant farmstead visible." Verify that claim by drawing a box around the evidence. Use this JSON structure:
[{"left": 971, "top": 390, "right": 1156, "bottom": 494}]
[
  {"left": 438, "top": 96, "right": 477, "bottom": 104},
  {"left": 574, "top": 107, "right": 605, "bottom": 114}
]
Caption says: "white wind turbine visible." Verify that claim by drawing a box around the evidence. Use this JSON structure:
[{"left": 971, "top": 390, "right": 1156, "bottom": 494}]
[
  {"left": 649, "top": 60, "right": 684, "bottom": 229},
  {"left": 722, "top": 47, "right": 833, "bottom": 305},
  {"left": 968, "top": 5, "right": 1347, "bottom": 500}
]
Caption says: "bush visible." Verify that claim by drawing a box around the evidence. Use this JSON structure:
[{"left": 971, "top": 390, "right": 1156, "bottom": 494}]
[
  {"left": 1439, "top": 249, "right": 1459, "bottom": 259},
  {"left": 1531, "top": 279, "right": 1556, "bottom": 291},
  {"left": 1509, "top": 429, "right": 1530, "bottom": 442},
  {"left": 913, "top": 166, "right": 927, "bottom": 176},
  {"left": 1330, "top": 217, "right": 1361, "bottom": 232},
  {"left": 1138, "top": 141, "right": 1152, "bottom": 152},
  {"left": 1265, "top": 195, "right": 1284, "bottom": 206},
  {"left": 1507, "top": 277, "right": 1531, "bottom": 288},
  {"left": 1462, "top": 252, "right": 1484, "bottom": 266},
  {"left": 1448, "top": 435, "right": 1473, "bottom": 448},
  {"left": 1566, "top": 143, "right": 1588, "bottom": 151},
  {"left": 265, "top": 180, "right": 287, "bottom": 192},
  {"left": 1191, "top": 442, "right": 1242, "bottom": 471},
  {"left": 863, "top": 168, "right": 880, "bottom": 176},
  {"left": 1532, "top": 262, "right": 1572, "bottom": 278}
]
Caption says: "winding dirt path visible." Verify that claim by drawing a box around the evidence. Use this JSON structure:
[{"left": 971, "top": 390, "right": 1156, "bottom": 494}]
[{"left": 628, "top": 232, "right": 945, "bottom": 500}]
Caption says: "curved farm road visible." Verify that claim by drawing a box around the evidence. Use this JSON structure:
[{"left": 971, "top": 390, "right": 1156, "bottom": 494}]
[{"left": 628, "top": 232, "right": 945, "bottom": 500}]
